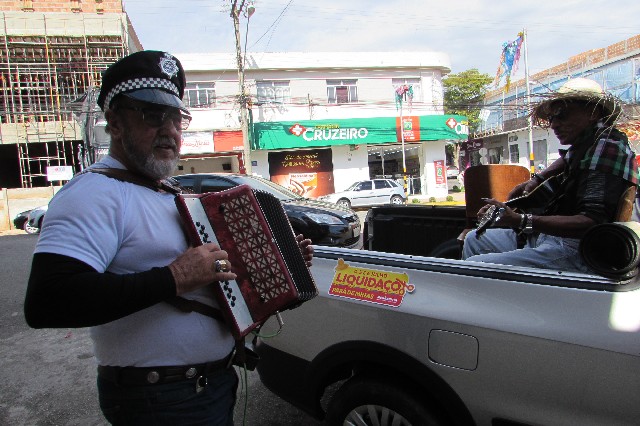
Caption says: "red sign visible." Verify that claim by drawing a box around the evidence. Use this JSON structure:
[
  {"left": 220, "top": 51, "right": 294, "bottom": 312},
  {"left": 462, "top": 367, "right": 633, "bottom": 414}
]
[
  {"left": 213, "top": 130, "right": 243, "bottom": 152},
  {"left": 434, "top": 160, "right": 445, "bottom": 185},
  {"left": 396, "top": 116, "right": 421, "bottom": 142}
]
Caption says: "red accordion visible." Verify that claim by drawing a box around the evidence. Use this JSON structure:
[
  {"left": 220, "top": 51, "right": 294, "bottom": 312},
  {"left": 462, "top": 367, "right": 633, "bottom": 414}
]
[{"left": 175, "top": 185, "right": 318, "bottom": 339}]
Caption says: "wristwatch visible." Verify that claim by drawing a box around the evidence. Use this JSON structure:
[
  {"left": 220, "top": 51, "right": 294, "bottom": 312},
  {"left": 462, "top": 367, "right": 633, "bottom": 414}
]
[{"left": 522, "top": 213, "right": 534, "bottom": 234}]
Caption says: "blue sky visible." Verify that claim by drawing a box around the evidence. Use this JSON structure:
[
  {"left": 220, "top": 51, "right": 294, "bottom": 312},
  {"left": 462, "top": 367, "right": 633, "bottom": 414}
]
[{"left": 122, "top": 0, "right": 639, "bottom": 80}]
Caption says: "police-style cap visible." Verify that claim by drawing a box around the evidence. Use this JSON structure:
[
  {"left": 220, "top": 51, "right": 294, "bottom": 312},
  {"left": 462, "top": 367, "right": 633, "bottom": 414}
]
[{"left": 97, "top": 50, "right": 188, "bottom": 113}]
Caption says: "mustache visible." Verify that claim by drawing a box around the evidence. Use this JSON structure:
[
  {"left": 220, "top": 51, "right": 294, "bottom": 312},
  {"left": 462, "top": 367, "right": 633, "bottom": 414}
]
[{"left": 152, "top": 136, "right": 178, "bottom": 150}]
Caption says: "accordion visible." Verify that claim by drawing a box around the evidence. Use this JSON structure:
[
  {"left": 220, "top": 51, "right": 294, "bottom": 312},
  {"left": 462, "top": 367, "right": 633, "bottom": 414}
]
[{"left": 175, "top": 185, "right": 318, "bottom": 339}]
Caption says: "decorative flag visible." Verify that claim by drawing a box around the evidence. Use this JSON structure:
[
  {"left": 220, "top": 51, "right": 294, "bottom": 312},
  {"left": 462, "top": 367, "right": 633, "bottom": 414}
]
[
  {"left": 395, "top": 84, "right": 413, "bottom": 111},
  {"left": 494, "top": 32, "right": 524, "bottom": 91}
]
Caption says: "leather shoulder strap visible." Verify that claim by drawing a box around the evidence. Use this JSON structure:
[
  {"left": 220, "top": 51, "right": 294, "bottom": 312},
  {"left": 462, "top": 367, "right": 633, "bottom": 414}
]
[{"left": 85, "top": 168, "right": 183, "bottom": 195}]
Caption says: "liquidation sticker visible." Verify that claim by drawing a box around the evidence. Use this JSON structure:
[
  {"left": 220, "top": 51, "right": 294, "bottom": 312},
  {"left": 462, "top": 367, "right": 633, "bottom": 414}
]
[{"left": 328, "top": 259, "right": 415, "bottom": 307}]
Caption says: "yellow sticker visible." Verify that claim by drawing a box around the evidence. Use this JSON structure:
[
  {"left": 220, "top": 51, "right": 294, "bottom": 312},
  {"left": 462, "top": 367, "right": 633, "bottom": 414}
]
[{"left": 329, "top": 259, "right": 415, "bottom": 307}]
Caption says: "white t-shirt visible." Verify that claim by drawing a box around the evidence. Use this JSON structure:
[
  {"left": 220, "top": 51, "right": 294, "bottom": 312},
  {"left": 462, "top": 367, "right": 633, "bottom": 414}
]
[{"left": 35, "top": 156, "right": 235, "bottom": 367}]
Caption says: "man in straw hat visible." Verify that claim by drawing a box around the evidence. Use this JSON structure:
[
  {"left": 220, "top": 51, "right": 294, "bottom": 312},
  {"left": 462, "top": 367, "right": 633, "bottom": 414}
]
[
  {"left": 462, "top": 77, "right": 638, "bottom": 273},
  {"left": 24, "top": 50, "right": 313, "bottom": 425}
]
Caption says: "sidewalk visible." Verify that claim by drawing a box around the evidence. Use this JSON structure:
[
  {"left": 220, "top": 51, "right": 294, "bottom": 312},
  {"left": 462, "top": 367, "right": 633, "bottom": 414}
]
[{"left": 408, "top": 190, "right": 465, "bottom": 204}]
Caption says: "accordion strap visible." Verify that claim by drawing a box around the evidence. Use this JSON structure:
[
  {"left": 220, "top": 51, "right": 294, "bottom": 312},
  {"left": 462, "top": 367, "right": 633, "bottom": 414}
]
[
  {"left": 166, "top": 296, "right": 224, "bottom": 322},
  {"left": 83, "top": 167, "right": 222, "bottom": 321}
]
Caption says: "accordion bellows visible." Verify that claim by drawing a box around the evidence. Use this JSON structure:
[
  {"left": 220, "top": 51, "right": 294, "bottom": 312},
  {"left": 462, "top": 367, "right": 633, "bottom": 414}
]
[{"left": 175, "top": 185, "right": 318, "bottom": 338}]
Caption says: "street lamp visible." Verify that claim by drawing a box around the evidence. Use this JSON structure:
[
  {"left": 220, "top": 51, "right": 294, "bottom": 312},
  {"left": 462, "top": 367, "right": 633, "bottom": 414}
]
[{"left": 230, "top": 0, "right": 254, "bottom": 174}]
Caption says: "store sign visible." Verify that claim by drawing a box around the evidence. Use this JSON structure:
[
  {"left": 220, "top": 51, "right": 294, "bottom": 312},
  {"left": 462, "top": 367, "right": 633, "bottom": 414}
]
[
  {"left": 396, "top": 116, "right": 420, "bottom": 142},
  {"left": 289, "top": 123, "right": 369, "bottom": 142},
  {"left": 181, "top": 131, "right": 214, "bottom": 154},
  {"left": 46, "top": 166, "right": 73, "bottom": 181},
  {"left": 253, "top": 115, "right": 468, "bottom": 150}
]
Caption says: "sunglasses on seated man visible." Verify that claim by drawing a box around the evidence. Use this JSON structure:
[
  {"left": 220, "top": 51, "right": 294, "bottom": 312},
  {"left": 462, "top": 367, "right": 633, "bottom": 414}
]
[{"left": 118, "top": 105, "right": 192, "bottom": 130}]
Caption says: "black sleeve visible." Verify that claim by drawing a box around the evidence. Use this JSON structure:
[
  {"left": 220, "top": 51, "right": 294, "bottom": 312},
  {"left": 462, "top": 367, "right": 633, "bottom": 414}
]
[{"left": 24, "top": 252, "right": 177, "bottom": 329}]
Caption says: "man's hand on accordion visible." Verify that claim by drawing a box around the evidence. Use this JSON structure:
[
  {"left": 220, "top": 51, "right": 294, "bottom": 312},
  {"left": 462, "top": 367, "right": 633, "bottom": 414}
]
[
  {"left": 296, "top": 234, "right": 314, "bottom": 267},
  {"left": 168, "top": 243, "right": 237, "bottom": 295}
]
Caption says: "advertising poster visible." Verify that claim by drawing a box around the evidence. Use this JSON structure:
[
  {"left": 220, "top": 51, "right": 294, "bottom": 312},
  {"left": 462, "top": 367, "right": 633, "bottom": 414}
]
[
  {"left": 434, "top": 160, "right": 446, "bottom": 185},
  {"left": 268, "top": 148, "right": 335, "bottom": 198},
  {"left": 395, "top": 116, "right": 421, "bottom": 142},
  {"left": 328, "top": 259, "right": 415, "bottom": 308}
]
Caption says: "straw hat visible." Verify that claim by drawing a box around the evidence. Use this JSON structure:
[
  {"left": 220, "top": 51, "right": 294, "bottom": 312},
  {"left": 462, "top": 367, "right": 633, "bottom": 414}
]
[{"left": 531, "top": 78, "right": 622, "bottom": 126}]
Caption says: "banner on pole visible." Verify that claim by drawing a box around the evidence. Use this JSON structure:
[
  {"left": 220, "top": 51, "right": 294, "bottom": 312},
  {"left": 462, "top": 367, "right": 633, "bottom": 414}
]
[{"left": 494, "top": 32, "right": 524, "bottom": 91}]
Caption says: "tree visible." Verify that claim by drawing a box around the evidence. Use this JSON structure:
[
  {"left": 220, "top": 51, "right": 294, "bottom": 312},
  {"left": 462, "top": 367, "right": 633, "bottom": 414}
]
[{"left": 443, "top": 69, "right": 492, "bottom": 168}]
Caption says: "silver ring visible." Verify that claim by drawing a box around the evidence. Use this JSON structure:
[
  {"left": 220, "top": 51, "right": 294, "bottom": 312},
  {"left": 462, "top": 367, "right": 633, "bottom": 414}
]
[{"left": 214, "top": 259, "right": 230, "bottom": 273}]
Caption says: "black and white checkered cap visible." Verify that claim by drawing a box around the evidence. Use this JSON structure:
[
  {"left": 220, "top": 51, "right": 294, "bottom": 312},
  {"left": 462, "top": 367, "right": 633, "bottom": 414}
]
[
  {"left": 97, "top": 50, "right": 187, "bottom": 113},
  {"left": 104, "top": 78, "right": 180, "bottom": 112}
]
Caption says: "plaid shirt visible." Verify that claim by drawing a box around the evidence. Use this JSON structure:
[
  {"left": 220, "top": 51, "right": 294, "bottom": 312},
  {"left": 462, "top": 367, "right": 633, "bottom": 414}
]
[
  {"left": 548, "top": 126, "right": 638, "bottom": 222},
  {"left": 565, "top": 126, "right": 638, "bottom": 184}
]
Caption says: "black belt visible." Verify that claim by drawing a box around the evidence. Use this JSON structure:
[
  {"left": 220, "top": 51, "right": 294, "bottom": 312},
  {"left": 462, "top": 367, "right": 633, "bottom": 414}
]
[{"left": 98, "top": 353, "right": 233, "bottom": 386}]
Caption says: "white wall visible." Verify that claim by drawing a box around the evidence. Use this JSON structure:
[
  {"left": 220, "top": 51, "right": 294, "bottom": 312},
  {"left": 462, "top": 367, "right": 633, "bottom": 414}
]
[
  {"left": 420, "top": 140, "right": 449, "bottom": 199},
  {"left": 330, "top": 145, "right": 370, "bottom": 191}
]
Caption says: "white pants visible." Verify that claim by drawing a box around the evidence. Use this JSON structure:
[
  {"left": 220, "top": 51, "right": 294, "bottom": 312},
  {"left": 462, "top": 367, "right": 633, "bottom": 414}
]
[{"left": 462, "top": 228, "right": 592, "bottom": 274}]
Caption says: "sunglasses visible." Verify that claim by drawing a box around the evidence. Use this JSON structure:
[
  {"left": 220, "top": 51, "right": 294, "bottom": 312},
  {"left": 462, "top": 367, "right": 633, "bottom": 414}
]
[
  {"left": 119, "top": 106, "right": 192, "bottom": 130},
  {"left": 548, "top": 106, "right": 569, "bottom": 123}
]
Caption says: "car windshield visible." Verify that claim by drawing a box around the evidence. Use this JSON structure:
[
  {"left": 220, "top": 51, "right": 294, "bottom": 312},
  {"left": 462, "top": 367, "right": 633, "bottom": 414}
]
[
  {"left": 228, "top": 175, "right": 304, "bottom": 201},
  {"left": 345, "top": 181, "right": 362, "bottom": 191}
]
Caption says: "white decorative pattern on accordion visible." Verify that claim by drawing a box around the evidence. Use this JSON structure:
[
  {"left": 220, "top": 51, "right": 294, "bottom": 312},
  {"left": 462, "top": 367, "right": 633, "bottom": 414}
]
[{"left": 223, "top": 193, "right": 289, "bottom": 302}]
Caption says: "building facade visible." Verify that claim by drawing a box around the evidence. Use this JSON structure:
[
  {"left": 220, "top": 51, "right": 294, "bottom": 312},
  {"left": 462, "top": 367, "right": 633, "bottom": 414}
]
[
  {"left": 177, "top": 52, "right": 468, "bottom": 199},
  {"left": 473, "top": 34, "right": 640, "bottom": 172},
  {"left": 0, "top": 0, "right": 140, "bottom": 189}
]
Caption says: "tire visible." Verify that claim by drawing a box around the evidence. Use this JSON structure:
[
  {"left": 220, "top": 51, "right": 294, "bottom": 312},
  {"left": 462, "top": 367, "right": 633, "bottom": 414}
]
[
  {"left": 23, "top": 220, "right": 40, "bottom": 234},
  {"left": 390, "top": 195, "right": 404, "bottom": 205},
  {"left": 337, "top": 198, "right": 351, "bottom": 209},
  {"left": 325, "top": 376, "right": 445, "bottom": 426}
]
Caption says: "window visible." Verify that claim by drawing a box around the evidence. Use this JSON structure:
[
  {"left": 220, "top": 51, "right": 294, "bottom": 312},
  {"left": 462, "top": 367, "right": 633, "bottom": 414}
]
[
  {"left": 509, "top": 144, "right": 520, "bottom": 163},
  {"left": 392, "top": 78, "right": 422, "bottom": 102},
  {"left": 357, "top": 181, "right": 372, "bottom": 191},
  {"left": 200, "top": 177, "right": 235, "bottom": 193},
  {"left": 184, "top": 82, "right": 216, "bottom": 108},
  {"left": 374, "top": 180, "right": 391, "bottom": 189},
  {"left": 327, "top": 79, "right": 358, "bottom": 104},
  {"left": 172, "top": 175, "right": 196, "bottom": 191},
  {"left": 257, "top": 81, "right": 290, "bottom": 104}
]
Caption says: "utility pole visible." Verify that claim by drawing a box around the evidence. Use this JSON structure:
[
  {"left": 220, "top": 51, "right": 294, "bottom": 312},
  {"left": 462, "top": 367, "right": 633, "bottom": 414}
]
[{"left": 230, "top": 0, "right": 254, "bottom": 174}]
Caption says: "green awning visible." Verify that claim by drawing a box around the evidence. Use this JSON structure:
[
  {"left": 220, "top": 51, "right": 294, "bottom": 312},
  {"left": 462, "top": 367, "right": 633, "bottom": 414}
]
[{"left": 251, "top": 115, "right": 468, "bottom": 150}]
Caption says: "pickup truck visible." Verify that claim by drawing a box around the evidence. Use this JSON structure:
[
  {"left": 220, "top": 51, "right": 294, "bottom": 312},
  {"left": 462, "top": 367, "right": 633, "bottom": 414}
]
[
  {"left": 362, "top": 204, "right": 467, "bottom": 259},
  {"left": 255, "top": 228, "right": 640, "bottom": 425}
]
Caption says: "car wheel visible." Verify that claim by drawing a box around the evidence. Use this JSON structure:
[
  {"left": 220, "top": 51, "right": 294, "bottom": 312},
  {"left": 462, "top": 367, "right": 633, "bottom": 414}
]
[
  {"left": 337, "top": 198, "right": 351, "bottom": 209},
  {"left": 23, "top": 221, "right": 40, "bottom": 234},
  {"left": 325, "top": 376, "right": 446, "bottom": 426},
  {"left": 390, "top": 195, "right": 404, "bottom": 205}
]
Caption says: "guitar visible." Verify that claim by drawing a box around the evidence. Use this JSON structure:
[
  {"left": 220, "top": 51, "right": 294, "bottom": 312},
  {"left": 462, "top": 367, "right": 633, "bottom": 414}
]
[{"left": 475, "top": 176, "right": 560, "bottom": 238}]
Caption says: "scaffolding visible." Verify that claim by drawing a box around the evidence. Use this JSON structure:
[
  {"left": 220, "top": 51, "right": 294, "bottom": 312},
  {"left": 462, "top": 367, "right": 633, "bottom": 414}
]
[{"left": 0, "top": 12, "right": 131, "bottom": 187}]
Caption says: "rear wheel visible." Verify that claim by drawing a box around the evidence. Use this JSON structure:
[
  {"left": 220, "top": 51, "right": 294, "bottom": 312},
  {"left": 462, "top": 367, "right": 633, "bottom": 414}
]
[
  {"left": 337, "top": 198, "right": 351, "bottom": 209},
  {"left": 325, "top": 376, "right": 445, "bottom": 426},
  {"left": 390, "top": 195, "right": 404, "bottom": 205}
]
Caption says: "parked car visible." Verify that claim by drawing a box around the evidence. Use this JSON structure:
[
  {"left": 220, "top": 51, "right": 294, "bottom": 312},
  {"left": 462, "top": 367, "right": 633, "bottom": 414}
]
[
  {"left": 318, "top": 179, "right": 405, "bottom": 209},
  {"left": 446, "top": 165, "right": 459, "bottom": 179},
  {"left": 13, "top": 206, "right": 47, "bottom": 234},
  {"left": 13, "top": 209, "right": 31, "bottom": 230},
  {"left": 171, "top": 173, "right": 361, "bottom": 249}
]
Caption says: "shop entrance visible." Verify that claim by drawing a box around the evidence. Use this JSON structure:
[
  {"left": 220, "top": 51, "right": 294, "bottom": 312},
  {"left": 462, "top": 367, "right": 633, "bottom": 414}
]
[{"left": 367, "top": 144, "right": 421, "bottom": 194}]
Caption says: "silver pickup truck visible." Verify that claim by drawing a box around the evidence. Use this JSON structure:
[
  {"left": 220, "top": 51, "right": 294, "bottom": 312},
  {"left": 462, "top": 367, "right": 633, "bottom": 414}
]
[{"left": 255, "top": 244, "right": 640, "bottom": 426}]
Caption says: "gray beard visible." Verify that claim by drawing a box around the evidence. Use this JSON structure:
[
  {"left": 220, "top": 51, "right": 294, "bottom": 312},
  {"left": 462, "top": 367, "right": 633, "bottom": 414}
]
[{"left": 121, "top": 133, "right": 179, "bottom": 180}]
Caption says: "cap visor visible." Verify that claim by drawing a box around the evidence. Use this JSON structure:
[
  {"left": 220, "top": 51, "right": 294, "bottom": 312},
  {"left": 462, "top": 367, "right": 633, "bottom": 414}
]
[{"left": 123, "top": 89, "right": 189, "bottom": 114}]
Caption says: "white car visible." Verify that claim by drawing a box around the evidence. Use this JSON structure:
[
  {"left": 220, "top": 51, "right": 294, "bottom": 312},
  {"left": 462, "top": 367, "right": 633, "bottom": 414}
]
[{"left": 319, "top": 179, "right": 405, "bottom": 209}]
